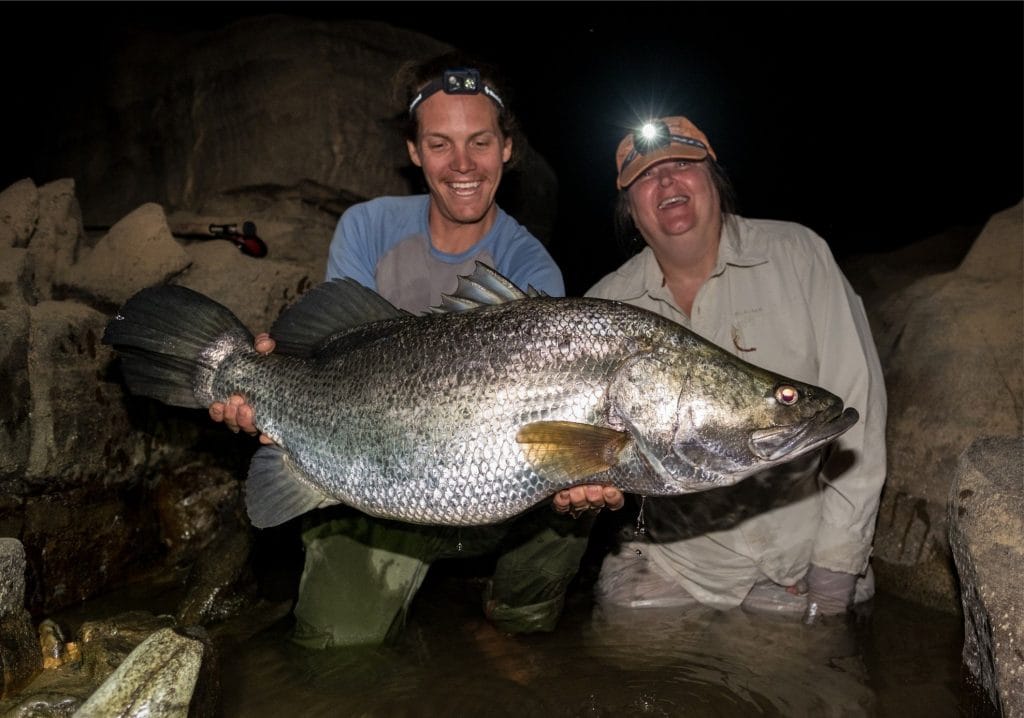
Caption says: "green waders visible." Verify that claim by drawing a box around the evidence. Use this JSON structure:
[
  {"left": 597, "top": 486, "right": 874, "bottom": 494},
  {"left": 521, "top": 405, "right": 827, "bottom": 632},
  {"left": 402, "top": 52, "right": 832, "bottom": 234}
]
[{"left": 291, "top": 506, "right": 595, "bottom": 649}]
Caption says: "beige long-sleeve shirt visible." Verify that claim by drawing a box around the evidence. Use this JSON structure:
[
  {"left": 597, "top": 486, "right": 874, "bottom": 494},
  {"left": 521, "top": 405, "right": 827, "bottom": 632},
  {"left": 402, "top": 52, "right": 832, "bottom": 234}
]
[{"left": 587, "top": 215, "right": 887, "bottom": 608}]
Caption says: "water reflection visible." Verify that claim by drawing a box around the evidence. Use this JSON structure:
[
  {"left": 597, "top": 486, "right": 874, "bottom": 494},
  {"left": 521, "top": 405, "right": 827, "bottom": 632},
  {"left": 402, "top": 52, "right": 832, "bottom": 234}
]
[
  {"left": 219, "top": 569, "right": 982, "bottom": 718},
  {"left": 583, "top": 604, "right": 872, "bottom": 715}
]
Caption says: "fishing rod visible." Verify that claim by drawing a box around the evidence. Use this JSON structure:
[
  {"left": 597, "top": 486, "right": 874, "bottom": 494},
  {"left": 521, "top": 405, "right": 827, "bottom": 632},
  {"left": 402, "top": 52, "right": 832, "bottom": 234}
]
[
  {"left": 171, "top": 220, "right": 268, "bottom": 258},
  {"left": 85, "top": 220, "right": 269, "bottom": 258}
]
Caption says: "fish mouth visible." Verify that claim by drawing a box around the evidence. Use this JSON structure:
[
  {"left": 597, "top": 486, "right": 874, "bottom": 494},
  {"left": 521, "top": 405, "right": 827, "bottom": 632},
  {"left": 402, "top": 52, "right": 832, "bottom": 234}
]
[{"left": 749, "top": 407, "right": 859, "bottom": 461}]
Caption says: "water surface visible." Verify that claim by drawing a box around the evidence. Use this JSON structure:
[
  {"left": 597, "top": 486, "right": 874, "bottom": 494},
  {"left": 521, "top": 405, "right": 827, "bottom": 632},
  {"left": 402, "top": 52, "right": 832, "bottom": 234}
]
[{"left": 218, "top": 560, "right": 995, "bottom": 718}]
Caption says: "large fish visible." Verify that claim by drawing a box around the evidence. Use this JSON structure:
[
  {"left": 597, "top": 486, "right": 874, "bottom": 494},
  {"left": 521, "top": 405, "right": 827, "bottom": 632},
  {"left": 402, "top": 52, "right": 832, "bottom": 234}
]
[{"left": 102, "top": 263, "right": 858, "bottom": 528}]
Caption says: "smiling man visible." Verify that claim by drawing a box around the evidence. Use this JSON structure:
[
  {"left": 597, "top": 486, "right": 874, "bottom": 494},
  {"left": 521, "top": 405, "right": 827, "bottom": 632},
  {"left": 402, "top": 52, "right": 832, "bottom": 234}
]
[
  {"left": 212, "top": 52, "right": 608, "bottom": 650},
  {"left": 295, "top": 53, "right": 587, "bottom": 649},
  {"left": 324, "top": 54, "right": 562, "bottom": 313}
]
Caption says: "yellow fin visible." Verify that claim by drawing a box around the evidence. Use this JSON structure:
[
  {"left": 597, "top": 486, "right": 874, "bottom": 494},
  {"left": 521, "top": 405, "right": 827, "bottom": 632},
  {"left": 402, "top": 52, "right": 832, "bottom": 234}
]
[{"left": 515, "top": 421, "right": 631, "bottom": 483}]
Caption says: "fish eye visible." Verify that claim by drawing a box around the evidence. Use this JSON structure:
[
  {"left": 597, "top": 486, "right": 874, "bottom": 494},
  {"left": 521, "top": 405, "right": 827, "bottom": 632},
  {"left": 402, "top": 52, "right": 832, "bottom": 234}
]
[{"left": 774, "top": 384, "right": 800, "bottom": 406}]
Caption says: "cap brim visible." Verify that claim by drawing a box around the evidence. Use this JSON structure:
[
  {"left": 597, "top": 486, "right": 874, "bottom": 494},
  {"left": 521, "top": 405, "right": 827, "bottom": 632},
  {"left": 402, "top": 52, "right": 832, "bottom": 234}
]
[{"left": 617, "top": 145, "right": 710, "bottom": 189}]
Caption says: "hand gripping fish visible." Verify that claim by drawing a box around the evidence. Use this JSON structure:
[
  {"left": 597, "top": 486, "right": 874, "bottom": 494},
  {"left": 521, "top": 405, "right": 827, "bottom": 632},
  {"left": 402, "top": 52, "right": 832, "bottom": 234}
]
[{"left": 102, "top": 263, "right": 858, "bottom": 528}]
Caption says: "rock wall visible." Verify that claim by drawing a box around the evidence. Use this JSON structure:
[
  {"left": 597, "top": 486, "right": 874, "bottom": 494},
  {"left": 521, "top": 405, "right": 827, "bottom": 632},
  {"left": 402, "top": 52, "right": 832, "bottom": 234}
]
[
  {"left": 0, "top": 16, "right": 561, "bottom": 619},
  {"left": 27, "top": 15, "right": 558, "bottom": 255},
  {"left": 0, "top": 16, "right": 1021, "bottom": 711},
  {"left": 949, "top": 436, "right": 1023, "bottom": 717},
  {"left": 859, "top": 201, "right": 1023, "bottom": 612}
]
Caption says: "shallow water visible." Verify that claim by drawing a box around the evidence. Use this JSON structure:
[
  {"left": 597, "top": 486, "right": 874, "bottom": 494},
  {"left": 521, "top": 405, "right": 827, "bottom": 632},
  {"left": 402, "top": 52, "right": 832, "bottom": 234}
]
[
  {"left": 25, "top": 520, "right": 996, "bottom": 718},
  {"left": 217, "top": 563, "right": 996, "bottom": 718}
]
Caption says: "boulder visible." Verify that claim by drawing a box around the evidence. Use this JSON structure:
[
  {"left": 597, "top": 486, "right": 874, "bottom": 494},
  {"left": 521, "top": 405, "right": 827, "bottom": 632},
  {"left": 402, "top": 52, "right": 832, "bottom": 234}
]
[
  {"left": 865, "top": 200, "right": 1023, "bottom": 611},
  {"left": 948, "top": 436, "right": 1023, "bottom": 717}
]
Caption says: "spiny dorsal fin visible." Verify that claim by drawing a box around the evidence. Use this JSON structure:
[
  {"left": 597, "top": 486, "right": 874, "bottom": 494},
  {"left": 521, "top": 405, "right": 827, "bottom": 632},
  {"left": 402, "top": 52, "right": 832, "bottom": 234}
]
[
  {"left": 433, "top": 262, "right": 532, "bottom": 314},
  {"left": 515, "top": 420, "right": 631, "bottom": 483},
  {"left": 269, "top": 278, "right": 411, "bottom": 357}
]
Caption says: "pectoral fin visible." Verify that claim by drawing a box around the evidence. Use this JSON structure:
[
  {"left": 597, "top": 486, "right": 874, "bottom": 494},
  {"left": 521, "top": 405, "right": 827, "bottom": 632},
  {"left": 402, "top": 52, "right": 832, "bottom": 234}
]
[
  {"left": 246, "top": 446, "right": 340, "bottom": 528},
  {"left": 516, "top": 421, "right": 631, "bottom": 483}
]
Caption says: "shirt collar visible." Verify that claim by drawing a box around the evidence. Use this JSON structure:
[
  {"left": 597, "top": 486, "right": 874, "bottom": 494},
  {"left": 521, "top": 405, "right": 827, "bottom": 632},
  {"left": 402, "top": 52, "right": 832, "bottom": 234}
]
[
  {"left": 715, "top": 214, "right": 768, "bottom": 271},
  {"left": 633, "top": 214, "right": 768, "bottom": 301}
]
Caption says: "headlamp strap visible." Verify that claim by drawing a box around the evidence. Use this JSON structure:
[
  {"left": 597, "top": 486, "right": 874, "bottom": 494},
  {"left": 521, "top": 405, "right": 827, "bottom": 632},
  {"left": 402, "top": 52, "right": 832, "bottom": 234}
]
[
  {"left": 620, "top": 134, "right": 709, "bottom": 173},
  {"left": 408, "top": 68, "right": 504, "bottom": 115}
]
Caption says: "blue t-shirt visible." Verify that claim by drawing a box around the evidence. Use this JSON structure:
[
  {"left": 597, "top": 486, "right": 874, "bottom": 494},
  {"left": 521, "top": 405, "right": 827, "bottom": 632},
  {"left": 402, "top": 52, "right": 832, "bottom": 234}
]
[{"left": 325, "top": 195, "right": 564, "bottom": 313}]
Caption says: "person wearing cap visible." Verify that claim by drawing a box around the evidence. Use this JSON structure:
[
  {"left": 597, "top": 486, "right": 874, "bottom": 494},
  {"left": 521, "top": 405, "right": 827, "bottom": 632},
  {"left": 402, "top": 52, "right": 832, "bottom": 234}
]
[
  {"left": 577, "top": 115, "right": 887, "bottom": 621},
  {"left": 209, "top": 51, "right": 609, "bottom": 648}
]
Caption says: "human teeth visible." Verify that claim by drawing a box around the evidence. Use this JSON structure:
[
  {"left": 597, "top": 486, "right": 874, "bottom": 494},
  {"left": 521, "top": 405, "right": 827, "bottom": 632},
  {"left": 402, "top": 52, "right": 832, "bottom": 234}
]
[{"left": 659, "top": 196, "right": 688, "bottom": 209}]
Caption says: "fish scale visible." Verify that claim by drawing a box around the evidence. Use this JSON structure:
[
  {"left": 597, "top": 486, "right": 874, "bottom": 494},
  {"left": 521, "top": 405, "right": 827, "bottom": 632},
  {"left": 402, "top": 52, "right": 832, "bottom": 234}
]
[
  {"left": 103, "top": 263, "right": 859, "bottom": 528},
  {"left": 217, "top": 301, "right": 637, "bottom": 523}
]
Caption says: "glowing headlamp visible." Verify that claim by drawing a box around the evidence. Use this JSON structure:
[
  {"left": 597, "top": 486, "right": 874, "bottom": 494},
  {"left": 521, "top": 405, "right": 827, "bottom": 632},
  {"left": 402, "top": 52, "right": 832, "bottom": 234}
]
[
  {"left": 632, "top": 120, "right": 672, "bottom": 154},
  {"left": 408, "top": 68, "right": 505, "bottom": 115}
]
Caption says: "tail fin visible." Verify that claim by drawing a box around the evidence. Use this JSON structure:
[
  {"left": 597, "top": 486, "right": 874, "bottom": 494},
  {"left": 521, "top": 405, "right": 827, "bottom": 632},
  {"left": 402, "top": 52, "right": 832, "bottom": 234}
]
[{"left": 102, "top": 285, "right": 253, "bottom": 408}]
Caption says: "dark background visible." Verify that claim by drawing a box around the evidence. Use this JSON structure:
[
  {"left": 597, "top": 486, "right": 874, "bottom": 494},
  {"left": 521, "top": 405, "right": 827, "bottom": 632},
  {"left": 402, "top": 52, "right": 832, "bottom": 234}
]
[{"left": 3, "top": 2, "right": 1022, "bottom": 295}]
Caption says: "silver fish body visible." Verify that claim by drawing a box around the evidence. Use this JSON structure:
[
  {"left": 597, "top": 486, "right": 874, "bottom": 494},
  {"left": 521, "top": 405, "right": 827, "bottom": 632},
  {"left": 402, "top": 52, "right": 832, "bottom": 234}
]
[{"left": 103, "top": 264, "right": 858, "bottom": 528}]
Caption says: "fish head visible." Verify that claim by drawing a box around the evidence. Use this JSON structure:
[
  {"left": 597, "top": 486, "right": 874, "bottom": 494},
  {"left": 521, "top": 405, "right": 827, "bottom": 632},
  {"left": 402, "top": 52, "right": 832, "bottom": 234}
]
[{"left": 609, "top": 344, "right": 859, "bottom": 493}]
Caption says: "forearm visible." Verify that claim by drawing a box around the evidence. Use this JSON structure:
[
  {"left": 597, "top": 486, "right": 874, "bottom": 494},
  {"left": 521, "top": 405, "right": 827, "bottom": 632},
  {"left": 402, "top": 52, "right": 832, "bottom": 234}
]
[{"left": 811, "top": 283, "right": 888, "bottom": 574}]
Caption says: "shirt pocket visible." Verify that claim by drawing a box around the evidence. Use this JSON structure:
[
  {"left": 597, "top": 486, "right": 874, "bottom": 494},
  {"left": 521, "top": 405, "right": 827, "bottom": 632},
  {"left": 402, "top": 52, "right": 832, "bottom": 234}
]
[{"left": 728, "top": 305, "right": 819, "bottom": 384}]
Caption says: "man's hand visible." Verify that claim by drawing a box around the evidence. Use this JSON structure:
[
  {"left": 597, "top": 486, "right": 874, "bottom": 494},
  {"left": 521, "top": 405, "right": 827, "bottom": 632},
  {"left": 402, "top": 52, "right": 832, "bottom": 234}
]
[
  {"left": 552, "top": 485, "right": 625, "bottom": 516},
  {"left": 208, "top": 333, "right": 276, "bottom": 444}
]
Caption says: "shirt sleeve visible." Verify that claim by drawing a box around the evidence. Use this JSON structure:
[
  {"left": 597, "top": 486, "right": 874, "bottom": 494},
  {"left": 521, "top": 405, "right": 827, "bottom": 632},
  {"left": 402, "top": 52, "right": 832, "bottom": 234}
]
[
  {"left": 505, "top": 252, "right": 565, "bottom": 298},
  {"left": 492, "top": 220, "right": 566, "bottom": 297},
  {"left": 806, "top": 244, "right": 889, "bottom": 575},
  {"left": 325, "top": 204, "right": 379, "bottom": 287}
]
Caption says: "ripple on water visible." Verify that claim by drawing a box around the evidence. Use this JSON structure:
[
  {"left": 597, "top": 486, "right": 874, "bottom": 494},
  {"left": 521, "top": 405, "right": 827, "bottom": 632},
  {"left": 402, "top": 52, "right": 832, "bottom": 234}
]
[{"left": 221, "top": 587, "right": 882, "bottom": 717}]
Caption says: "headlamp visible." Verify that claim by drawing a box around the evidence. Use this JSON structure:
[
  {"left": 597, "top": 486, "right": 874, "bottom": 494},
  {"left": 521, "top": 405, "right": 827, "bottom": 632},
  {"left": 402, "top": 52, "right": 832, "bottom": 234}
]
[
  {"left": 616, "top": 116, "right": 715, "bottom": 189},
  {"left": 632, "top": 120, "right": 672, "bottom": 155},
  {"left": 408, "top": 67, "right": 505, "bottom": 115},
  {"left": 443, "top": 68, "right": 481, "bottom": 94}
]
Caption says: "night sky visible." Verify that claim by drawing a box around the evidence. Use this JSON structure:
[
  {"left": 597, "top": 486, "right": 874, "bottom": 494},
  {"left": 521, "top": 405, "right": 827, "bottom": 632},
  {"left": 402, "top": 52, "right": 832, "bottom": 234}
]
[{"left": 4, "top": 2, "right": 1022, "bottom": 295}]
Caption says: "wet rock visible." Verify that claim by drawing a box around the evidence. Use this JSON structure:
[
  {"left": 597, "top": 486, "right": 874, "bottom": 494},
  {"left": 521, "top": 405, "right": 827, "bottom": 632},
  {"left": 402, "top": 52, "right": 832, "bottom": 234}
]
[
  {"left": 77, "top": 611, "right": 178, "bottom": 684},
  {"left": 78, "top": 616, "right": 219, "bottom": 718},
  {"left": 176, "top": 526, "right": 256, "bottom": 629},
  {"left": 949, "top": 436, "right": 1024, "bottom": 717},
  {"left": 864, "top": 201, "right": 1023, "bottom": 612},
  {"left": 24, "top": 300, "right": 134, "bottom": 482},
  {"left": 75, "top": 627, "right": 205, "bottom": 717},
  {"left": 156, "top": 464, "right": 242, "bottom": 569},
  {"left": 0, "top": 539, "right": 28, "bottom": 616},
  {"left": 153, "top": 462, "right": 261, "bottom": 628},
  {"left": 1, "top": 614, "right": 219, "bottom": 718},
  {"left": 0, "top": 539, "right": 39, "bottom": 699},
  {"left": 22, "top": 486, "right": 162, "bottom": 615},
  {"left": 2, "top": 691, "right": 82, "bottom": 717},
  {"left": 38, "top": 620, "right": 79, "bottom": 671}
]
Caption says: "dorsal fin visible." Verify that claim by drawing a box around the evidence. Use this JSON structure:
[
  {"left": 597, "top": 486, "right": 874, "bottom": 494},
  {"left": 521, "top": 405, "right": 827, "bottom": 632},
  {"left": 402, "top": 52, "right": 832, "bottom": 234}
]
[
  {"left": 269, "top": 278, "right": 411, "bottom": 357},
  {"left": 431, "top": 262, "right": 534, "bottom": 314}
]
